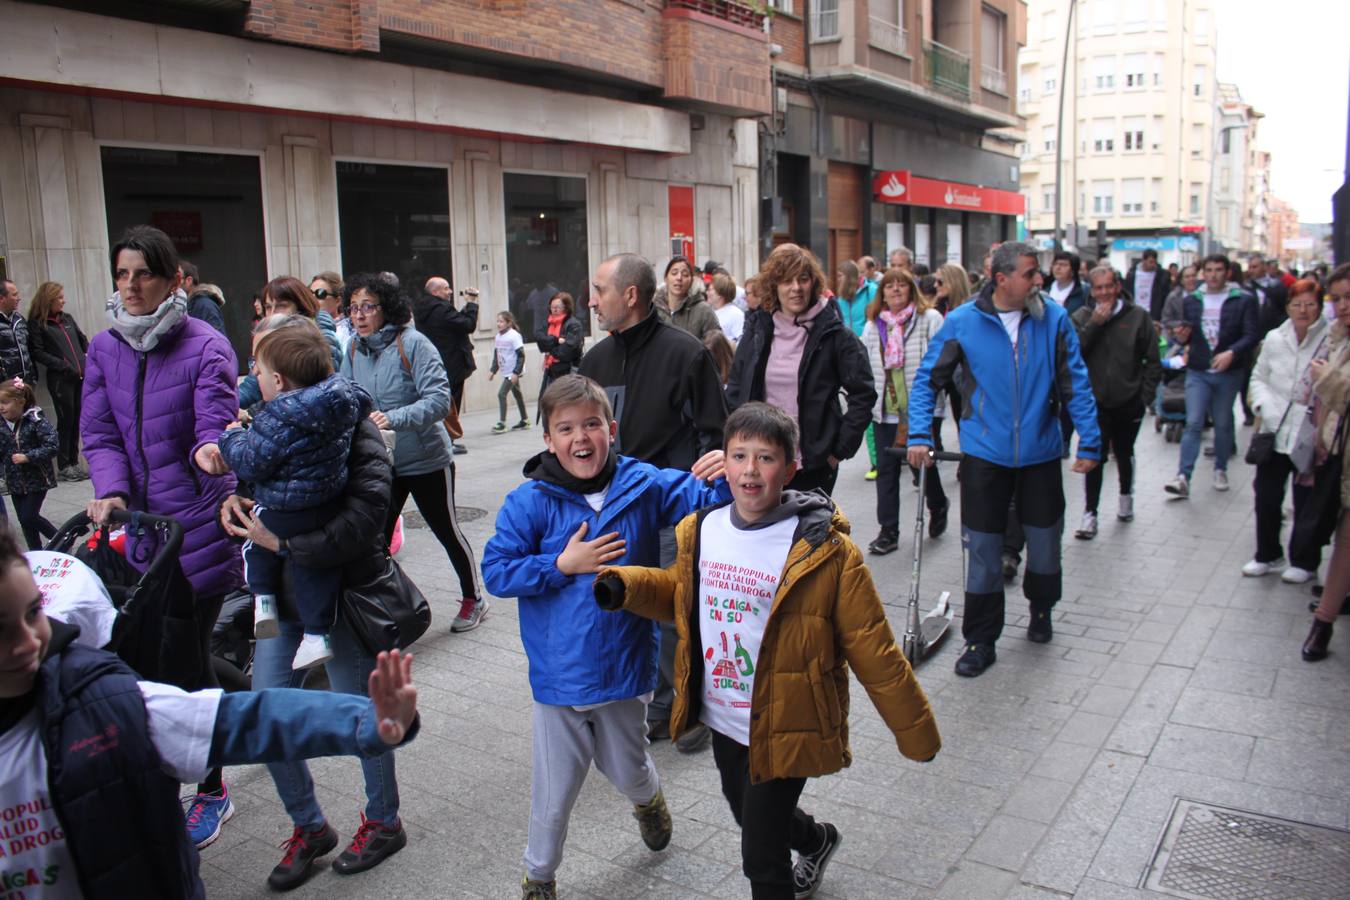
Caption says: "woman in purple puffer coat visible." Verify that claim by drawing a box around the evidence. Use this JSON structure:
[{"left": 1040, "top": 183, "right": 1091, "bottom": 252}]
[{"left": 80, "top": 224, "right": 243, "bottom": 846}]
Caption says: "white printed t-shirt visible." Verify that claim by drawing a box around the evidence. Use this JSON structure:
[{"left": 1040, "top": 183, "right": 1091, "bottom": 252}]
[
  {"left": 0, "top": 682, "right": 220, "bottom": 898},
  {"left": 27, "top": 552, "right": 117, "bottom": 649},
  {"left": 1201, "top": 290, "right": 1227, "bottom": 349},
  {"left": 696, "top": 507, "right": 796, "bottom": 746},
  {"left": 494, "top": 328, "right": 524, "bottom": 376}
]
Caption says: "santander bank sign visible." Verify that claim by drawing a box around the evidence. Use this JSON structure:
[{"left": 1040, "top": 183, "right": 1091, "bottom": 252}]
[{"left": 872, "top": 170, "right": 1025, "bottom": 216}]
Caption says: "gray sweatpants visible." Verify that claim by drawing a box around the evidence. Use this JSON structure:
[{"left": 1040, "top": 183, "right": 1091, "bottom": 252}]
[{"left": 524, "top": 696, "right": 661, "bottom": 881}]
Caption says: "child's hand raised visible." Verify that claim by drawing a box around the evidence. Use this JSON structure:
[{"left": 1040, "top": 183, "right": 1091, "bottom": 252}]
[
  {"left": 556, "top": 521, "right": 626, "bottom": 575},
  {"left": 368, "top": 649, "right": 418, "bottom": 746},
  {"left": 691, "top": 449, "right": 725, "bottom": 483}
]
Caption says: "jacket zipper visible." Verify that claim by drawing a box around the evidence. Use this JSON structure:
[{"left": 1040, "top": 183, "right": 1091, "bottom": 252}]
[
  {"left": 133, "top": 354, "right": 153, "bottom": 505},
  {"left": 57, "top": 320, "right": 83, "bottom": 378}
]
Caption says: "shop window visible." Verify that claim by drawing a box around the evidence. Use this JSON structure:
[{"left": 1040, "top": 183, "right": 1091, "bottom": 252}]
[
  {"left": 503, "top": 173, "right": 590, "bottom": 343},
  {"left": 336, "top": 161, "right": 451, "bottom": 297}
]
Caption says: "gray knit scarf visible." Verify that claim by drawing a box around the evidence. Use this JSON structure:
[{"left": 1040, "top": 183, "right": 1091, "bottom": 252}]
[{"left": 106, "top": 290, "right": 188, "bottom": 352}]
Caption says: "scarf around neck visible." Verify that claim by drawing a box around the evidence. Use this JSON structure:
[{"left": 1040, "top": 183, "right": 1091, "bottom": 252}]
[
  {"left": 106, "top": 290, "right": 188, "bottom": 352},
  {"left": 878, "top": 305, "right": 916, "bottom": 370},
  {"left": 544, "top": 312, "right": 566, "bottom": 369}
]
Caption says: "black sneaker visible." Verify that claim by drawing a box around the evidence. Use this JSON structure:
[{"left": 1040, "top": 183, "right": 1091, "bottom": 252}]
[
  {"left": 674, "top": 723, "right": 710, "bottom": 753},
  {"left": 331, "top": 814, "right": 407, "bottom": 875},
  {"left": 928, "top": 502, "right": 949, "bottom": 539},
  {"left": 1001, "top": 554, "right": 1019, "bottom": 583},
  {"left": 954, "top": 643, "right": 996, "bottom": 677},
  {"left": 269, "top": 823, "right": 338, "bottom": 890},
  {"left": 867, "top": 529, "right": 899, "bottom": 555},
  {"left": 633, "top": 791, "right": 672, "bottom": 851},
  {"left": 793, "top": 823, "right": 842, "bottom": 898},
  {"left": 1027, "top": 609, "right": 1053, "bottom": 644}
]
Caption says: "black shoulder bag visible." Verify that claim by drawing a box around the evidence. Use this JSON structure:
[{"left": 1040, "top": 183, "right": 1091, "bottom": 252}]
[{"left": 340, "top": 555, "right": 432, "bottom": 656}]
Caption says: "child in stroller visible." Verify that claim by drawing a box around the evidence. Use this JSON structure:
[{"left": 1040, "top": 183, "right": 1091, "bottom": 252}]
[{"left": 1156, "top": 325, "right": 1188, "bottom": 442}]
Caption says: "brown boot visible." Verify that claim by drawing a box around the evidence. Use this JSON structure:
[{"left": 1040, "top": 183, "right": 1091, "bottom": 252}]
[{"left": 1302, "top": 618, "right": 1334, "bottom": 662}]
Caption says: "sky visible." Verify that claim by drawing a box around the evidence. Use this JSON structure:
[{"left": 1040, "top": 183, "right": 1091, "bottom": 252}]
[{"left": 1214, "top": 0, "right": 1349, "bottom": 223}]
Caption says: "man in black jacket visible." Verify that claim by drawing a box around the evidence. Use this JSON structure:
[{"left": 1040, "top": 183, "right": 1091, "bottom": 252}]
[
  {"left": 413, "top": 276, "right": 478, "bottom": 453},
  {"left": 0, "top": 279, "right": 34, "bottom": 383},
  {"left": 580, "top": 252, "right": 728, "bottom": 752},
  {"left": 1125, "top": 249, "right": 1173, "bottom": 321}
]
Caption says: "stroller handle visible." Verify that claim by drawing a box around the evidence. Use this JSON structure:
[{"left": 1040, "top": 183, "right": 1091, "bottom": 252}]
[{"left": 49, "top": 510, "right": 186, "bottom": 583}]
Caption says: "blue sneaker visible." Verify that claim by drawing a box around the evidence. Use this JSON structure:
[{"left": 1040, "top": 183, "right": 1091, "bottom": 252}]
[{"left": 185, "top": 787, "right": 234, "bottom": 849}]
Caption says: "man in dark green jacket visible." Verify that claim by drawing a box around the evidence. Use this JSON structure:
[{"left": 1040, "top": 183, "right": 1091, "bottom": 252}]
[{"left": 1070, "top": 266, "right": 1162, "bottom": 538}]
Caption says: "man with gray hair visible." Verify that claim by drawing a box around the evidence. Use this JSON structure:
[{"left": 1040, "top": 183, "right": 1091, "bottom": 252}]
[
  {"left": 888, "top": 247, "right": 913, "bottom": 271},
  {"left": 907, "top": 241, "right": 1101, "bottom": 678},
  {"left": 580, "top": 252, "right": 728, "bottom": 747}
]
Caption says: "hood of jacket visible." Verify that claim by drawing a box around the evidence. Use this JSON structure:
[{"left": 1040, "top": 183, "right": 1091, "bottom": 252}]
[{"left": 190, "top": 285, "right": 225, "bottom": 308}]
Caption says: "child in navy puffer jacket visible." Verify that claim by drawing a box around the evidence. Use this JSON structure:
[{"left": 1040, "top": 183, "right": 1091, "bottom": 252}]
[
  {"left": 219, "top": 324, "right": 371, "bottom": 671},
  {"left": 0, "top": 379, "right": 58, "bottom": 549}
]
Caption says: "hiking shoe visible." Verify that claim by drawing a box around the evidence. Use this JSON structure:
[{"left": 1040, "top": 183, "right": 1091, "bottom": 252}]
[
  {"left": 793, "top": 823, "right": 842, "bottom": 899},
  {"left": 1001, "top": 554, "right": 1019, "bottom": 583},
  {"left": 954, "top": 643, "right": 996, "bottom": 677},
  {"left": 1117, "top": 495, "right": 1134, "bottom": 522},
  {"left": 928, "top": 501, "right": 949, "bottom": 539},
  {"left": 332, "top": 814, "right": 407, "bottom": 874},
  {"left": 867, "top": 529, "right": 899, "bottom": 555},
  {"left": 674, "top": 723, "right": 710, "bottom": 753},
  {"left": 1164, "top": 474, "right": 1189, "bottom": 497},
  {"left": 1281, "top": 566, "right": 1315, "bottom": 584},
  {"left": 1074, "top": 511, "right": 1098, "bottom": 541},
  {"left": 451, "top": 597, "right": 489, "bottom": 633},
  {"left": 1213, "top": 470, "right": 1229, "bottom": 491},
  {"left": 863, "top": 468, "right": 877, "bottom": 482},
  {"left": 185, "top": 787, "right": 234, "bottom": 849},
  {"left": 268, "top": 823, "right": 339, "bottom": 891},
  {"left": 512, "top": 419, "right": 531, "bottom": 431},
  {"left": 293, "top": 633, "right": 334, "bottom": 670},
  {"left": 492, "top": 422, "right": 507, "bottom": 434},
  {"left": 254, "top": 594, "right": 280, "bottom": 640},
  {"left": 1242, "top": 557, "right": 1285, "bottom": 577},
  {"left": 633, "top": 791, "right": 672, "bottom": 851},
  {"left": 1027, "top": 609, "right": 1053, "bottom": 644},
  {"left": 522, "top": 876, "right": 558, "bottom": 900}
]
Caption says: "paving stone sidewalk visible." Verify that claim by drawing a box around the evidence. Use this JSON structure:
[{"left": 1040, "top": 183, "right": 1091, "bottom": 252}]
[{"left": 41, "top": 405, "right": 1350, "bottom": 898}]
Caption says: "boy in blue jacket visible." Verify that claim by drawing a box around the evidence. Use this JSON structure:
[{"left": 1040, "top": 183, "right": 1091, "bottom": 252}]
[
  {"left": 219, "top": 323, "right": 370, "bottom": 671},
  {"left": 0, "top": 526, "right": 419, "bottom": 900},
  {"left": 482, "top": 374, "right": 729, "bottom": 900}
]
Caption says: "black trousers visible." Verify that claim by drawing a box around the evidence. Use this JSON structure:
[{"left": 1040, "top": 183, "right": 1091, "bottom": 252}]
[
  {"left": 50, "top": 376, "right": 82, "bottom": 469},
  {"left": 874, "top": 421, "right": 946, "bottom": 531},
  {"left": 712, "top": 730, "right": 821, "bottom": 899},
  {"left": 383, "top": 466, "right": 482, "bottom": 600},
  {"left": 1253, "top": 451, "right": 1329, "bottom": 570},
  {"left": 788, "top": 464, "right": 838, "bottom": 496},
  {"left": 960, "top": 457, "right": 1065, "bottom": 645},
  {"left": 1084, "top": 400, "right": 1144, "bottom": 514},
  {"left": 11, "top": 491, "right": 54, "bottom": 550}
]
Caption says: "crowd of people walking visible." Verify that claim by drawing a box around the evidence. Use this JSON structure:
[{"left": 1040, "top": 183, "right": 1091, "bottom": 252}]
[{"left": 2, "top": 220, "right": 1348, "bottom": 900}]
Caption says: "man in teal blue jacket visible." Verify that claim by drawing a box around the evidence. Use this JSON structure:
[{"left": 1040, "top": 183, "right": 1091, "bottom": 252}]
[{"left": 907, "top": 242, "right": 1100, "bottom": 678}]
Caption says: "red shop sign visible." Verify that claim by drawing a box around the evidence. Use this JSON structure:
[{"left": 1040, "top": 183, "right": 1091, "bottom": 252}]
[{"left": 872, "top": 170, "right": 1025, "bottom": 216}]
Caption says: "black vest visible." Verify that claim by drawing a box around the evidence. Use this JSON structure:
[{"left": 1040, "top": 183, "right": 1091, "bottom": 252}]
[{"left": 37, "top": 630, "right": 204, "bottom": 899}]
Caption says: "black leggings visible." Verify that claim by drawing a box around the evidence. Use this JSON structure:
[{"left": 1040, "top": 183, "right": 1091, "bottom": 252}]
[
  {"left": 50, "top": 376, "right": 82, "bottom": 469},
  {"left": 1084, "top": 401, "right": 1144, "bottom": 514},
  {"left": 11, "top": 491, "right": 54, "bottom": 550},
  {"left": 384, "top": 466, "right": 482, "bottom": 600}
]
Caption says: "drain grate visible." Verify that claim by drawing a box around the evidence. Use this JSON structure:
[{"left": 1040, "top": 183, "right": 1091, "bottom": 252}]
[
  {"left": 1142, "top": 798, "right": 1350, "bottom": 900},
  {"left": 402, "top": 507, "right": 488, "bottom": 529}
]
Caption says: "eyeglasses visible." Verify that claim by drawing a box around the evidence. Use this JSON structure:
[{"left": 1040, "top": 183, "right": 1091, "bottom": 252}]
[
  {"left": 351, "top": 303, "right": 381, "bottom": 315},
  {"left": 313, "top": 288, "right": 332, "bottom": 299}
]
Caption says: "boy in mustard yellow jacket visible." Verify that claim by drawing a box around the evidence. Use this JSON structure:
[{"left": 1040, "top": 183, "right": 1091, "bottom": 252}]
[{"left": 595, "top": 402, "right": 940, "bottom": 900}]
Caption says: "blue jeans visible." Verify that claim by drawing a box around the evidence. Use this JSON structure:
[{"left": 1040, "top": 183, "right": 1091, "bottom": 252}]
[
  {"left": 1179, "top": 367, "right": 1245, "bottom": 478},
  {"left": 252, "top": 615, "right": 400, "bottom": 827}
]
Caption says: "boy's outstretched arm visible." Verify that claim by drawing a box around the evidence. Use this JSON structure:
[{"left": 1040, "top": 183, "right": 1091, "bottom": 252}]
[
  {"left": 834, "top": 546, "right": 941, "bottom": 762},
  {"left": 595, "top": 513, "right": 700, "bottom": 622},
  {"left": 654, "top": 456, "right": 732, "bottom": 528}
]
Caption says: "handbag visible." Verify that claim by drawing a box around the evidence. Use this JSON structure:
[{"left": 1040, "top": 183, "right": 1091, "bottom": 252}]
[
  {"left": 1245, "top": 401, "right": 1295, "bottom": 467},
  {"left": 340, "top": 555, "right": 431, "bottom": 655}
]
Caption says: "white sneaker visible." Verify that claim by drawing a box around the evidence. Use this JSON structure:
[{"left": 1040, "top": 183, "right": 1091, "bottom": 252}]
[
  {"left": 1074, "top": 511, "right": 1098, "bottom": 540},
  {"left": 254, "top": 595, "right": 280, "bottom": 639},
  {"left": 1242, "top": 557, "right": 1285, "bottom": 577},
  {"left": 1117, "top": 495, "right": 1134, "bottom": 522},
  {"left": 1213, "top": 470, "right": 1230, "bottom": 491},
  {"left": 292, "top": 633, "right": 333, "bottom": 670},
  {"left": 1281, "top": 566, "right": 1315, "bottom": 584},
  {"left": 1164, "top": 474, "right": 1189, "bottom": 498}
]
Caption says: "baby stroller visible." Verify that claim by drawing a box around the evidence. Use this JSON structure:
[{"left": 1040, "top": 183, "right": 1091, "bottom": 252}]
[
  {"left": 1155, "top": 343, "right": 1187, "bottom": 443},
  {"left": 45, "top": 509, "right": 205, "bottom": 690}
]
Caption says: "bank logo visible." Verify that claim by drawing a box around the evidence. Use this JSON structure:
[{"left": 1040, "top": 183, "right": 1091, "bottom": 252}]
[{"left": 881, "top": 174, "right": 906, "bottom": 198}]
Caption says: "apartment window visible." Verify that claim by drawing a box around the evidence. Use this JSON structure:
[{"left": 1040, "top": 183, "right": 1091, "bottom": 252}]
[
  {"left": 810, "top": 0, "right": 840, "bottom": 41},
  {"left": 1150, "top": 178, "right": 1163, "bottom": 214},
  {"left": 1042, "top": 125, "right": 1057, "bottom": 153},
  {"left": 870, "top": 0, "right": 907, "bottom": 56},
  {"left": 1220, "top": 167, "right": 1230, "bottom": 192},
  {"left": 1152, "top": 53, "right": 1165, "bottom": 87},
  {"left": 1093, "top": 56, "right": 1116, "bottom": 91},
  {"left": 1192, "top": 64, "right": 1207, "bottom": 98},
  {"left": 1123, "top": 117, "right": 1145, "bottom": 151},
  {"left": 1092, "top": 118, "right": 1115, "bottom": 153},
  {"left": 1122, "top": 0, "right": 1146, "bottom": 31},
  {"left": 1041, "top": 10, "right": 1057, "bottom": 41},
  {"left": 1151, "top": 0, "right": 1167, "bottom": 28},
  {"left": 1093, "top": 0, "right": 1117, "bottom": 33},
  {"left": 1219, "top": 207, "right": 1229, "bottom": 234},
  {"left": 1221, "top": 129, "right": 1231, "bottom": 154},
  {"left": 1190, "top": 123, "right": 1204, "bottom": 158},
  {"left": 769, "top": 0, "right": 793, "bottom": 12},
  {"left": 1189, "top": 185, "right": 1201, "bottom": 216},
  {"left": 1042, "top": 185, "right": 1056, "bottom": 215},
  {"left": 1151, "top": 115, "right": 1165, "bottom": 150},
  {"left": 981, "top": 7, "right": 1007, "bottom": 92},
  {"left": 1043, "top": 65, "right": 1058, "bottom": 93},
  {"left": 1079, "top": 181, "right": 1086, "bottom": 216},
  {"left": 1195, "top": 10, "right": 1210, "bottom": 41},
  {"left": 1092, "top": 180, "right": 1115, "bottom": 216},
  {"left": 1123, "top": 54, "right": 1146, "bottom": 88},
  {"left": 1122, "top": 179, "right": 1144, "bottom": 216}
]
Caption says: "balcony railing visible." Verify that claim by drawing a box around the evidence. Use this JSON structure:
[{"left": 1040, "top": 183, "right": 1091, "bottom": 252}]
[
  {"left": 981, "top": 65, "right": 1007, "bottom": 95},
  {"left": 665, "top": 0, "right": 763, "bottom": 30},
  {"left": 868, "top": 16, "right": 908, "bottom": 56},
  {"left": 923, "top": 39, "right": 970, "bottom": 101},
  {"left": 810, "top": 7, "right": 840, "bottom": 41}
]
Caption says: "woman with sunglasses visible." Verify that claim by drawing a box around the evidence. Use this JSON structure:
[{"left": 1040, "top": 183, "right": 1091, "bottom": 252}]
[{"left": 311, "top": 271, "right": 353, "bottom": 353}]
